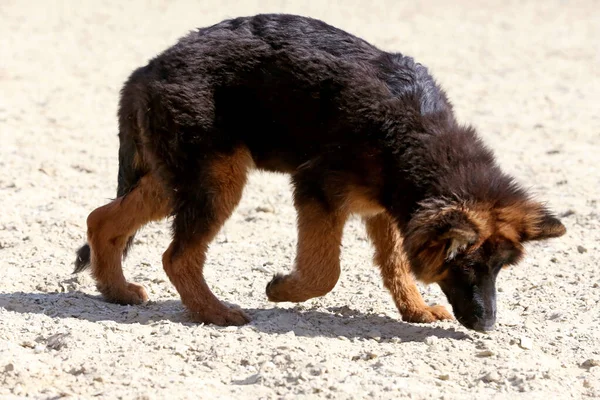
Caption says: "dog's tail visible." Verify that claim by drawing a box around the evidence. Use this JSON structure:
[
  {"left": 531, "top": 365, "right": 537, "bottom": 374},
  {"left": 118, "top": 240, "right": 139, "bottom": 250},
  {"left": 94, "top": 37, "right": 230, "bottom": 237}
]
[{"left": 73, "top": 68, "right": 150, "bottom": 274}]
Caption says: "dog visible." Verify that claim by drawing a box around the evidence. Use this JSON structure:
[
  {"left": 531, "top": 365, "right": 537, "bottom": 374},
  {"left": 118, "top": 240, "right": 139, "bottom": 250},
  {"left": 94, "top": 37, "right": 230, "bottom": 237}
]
[{"left": 73, "top": 13, "right": 566, "bottom": 332}]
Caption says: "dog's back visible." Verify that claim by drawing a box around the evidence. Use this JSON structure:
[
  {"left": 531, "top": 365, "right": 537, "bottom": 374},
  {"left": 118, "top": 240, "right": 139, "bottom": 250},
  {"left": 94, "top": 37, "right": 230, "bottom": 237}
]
[{"left": 119, "top": 14, "right": 454, "bottom": 176}]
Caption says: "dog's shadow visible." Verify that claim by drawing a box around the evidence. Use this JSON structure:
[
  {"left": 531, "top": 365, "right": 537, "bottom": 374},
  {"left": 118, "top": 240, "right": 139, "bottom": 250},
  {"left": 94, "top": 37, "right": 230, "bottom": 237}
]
[{"left": 0, "top": 291, "right": 470, "bottom": 342}]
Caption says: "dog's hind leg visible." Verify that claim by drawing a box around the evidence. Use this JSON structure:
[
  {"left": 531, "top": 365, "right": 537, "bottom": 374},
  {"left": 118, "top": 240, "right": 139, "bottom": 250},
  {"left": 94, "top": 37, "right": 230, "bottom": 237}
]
[
  {"left": 364, "top": 213, "right": 453, "bottom": 323},
  {"left": 86, "top": 173, "right": 170, "bottom": 305}
]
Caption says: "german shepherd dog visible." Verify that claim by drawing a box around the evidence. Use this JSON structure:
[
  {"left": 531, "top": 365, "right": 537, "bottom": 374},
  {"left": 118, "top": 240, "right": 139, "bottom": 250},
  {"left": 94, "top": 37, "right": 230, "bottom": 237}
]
[{"left": 73, "top": 14, "right": 566, "bottom": 332}]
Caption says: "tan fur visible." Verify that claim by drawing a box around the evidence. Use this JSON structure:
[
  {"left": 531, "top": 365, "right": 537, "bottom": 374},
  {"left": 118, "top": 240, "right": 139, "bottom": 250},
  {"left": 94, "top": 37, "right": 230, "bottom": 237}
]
[
  {"left": 266, "top": 200, "right": 348, "bottom": 302},
  {"left": 86, "top": 173, "right": 171, "bottom": 304},
  {"left": 364, "top": 213, "right": 453, "bottom": 323},
  {"left": 343, "top": 186, "right": 386, "bottom": 217},
  {"left": 161, "top": 147, "right": 253, "bottom": 326},
  {"left": 405, "top": 198, "right": 565, "bottom": 283},
  {"left": 266, "top": 185, "right": 390, "bottom": 303}
]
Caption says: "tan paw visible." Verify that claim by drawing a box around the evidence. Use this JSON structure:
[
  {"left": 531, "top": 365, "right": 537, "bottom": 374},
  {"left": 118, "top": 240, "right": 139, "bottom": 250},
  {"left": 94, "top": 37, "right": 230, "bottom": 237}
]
[
  {"left": 265, "top": 273, "right": 311, "bottom": 302},
  {"left": 190, "top": 304, "right": 250, "bottom": 326},
  {"left": 266, "top": 272, "right": 335, "bottom": 303},
  {"left": 265, "top": 273, "right": 292, "bottom": 302},
  {"left": 402, "top": 304, "right": 454, "bottom": 323},
  {"left": 99, "top": 282, "right": 149, "bottom": 305}
]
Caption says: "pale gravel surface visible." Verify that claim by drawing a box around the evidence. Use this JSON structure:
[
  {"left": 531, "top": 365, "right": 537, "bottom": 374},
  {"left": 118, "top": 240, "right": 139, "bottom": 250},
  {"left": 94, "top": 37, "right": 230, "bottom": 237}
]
[{"left": 1, "top": 1, "right": 599, "bottom": 399}]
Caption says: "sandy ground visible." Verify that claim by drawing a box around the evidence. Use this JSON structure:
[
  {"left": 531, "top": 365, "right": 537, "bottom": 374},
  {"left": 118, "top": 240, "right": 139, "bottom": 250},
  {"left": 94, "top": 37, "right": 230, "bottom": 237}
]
[{"left": 1, "top": 0, "right": 599, "bottom": 399}]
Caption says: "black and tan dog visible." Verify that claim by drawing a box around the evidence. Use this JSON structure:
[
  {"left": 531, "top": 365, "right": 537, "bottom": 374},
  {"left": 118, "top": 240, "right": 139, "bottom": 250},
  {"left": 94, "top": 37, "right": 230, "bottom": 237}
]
[{"left": 73, "top": 14, "right": 565, "bottom": 332}]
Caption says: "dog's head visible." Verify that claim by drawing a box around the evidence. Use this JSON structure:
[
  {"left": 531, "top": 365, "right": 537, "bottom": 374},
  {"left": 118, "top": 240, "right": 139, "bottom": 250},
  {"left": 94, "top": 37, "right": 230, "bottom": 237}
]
[{"left": 403, "top": 198, "right": 566, "bottom": 332}]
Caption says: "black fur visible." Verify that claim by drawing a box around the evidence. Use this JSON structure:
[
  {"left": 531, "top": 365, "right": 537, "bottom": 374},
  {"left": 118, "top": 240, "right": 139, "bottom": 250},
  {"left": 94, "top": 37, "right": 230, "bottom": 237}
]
[
  {"left": 119, "top": 13, "right": 504, "bottom": 226},
  {"left": 73, "top": 242, "right": 91, "bottom": 273}
]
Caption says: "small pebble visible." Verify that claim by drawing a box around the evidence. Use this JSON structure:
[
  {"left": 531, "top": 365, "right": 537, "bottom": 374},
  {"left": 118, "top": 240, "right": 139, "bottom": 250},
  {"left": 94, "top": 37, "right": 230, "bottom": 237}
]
[
  {"left": 577, "top": 245, "right": 587, "bottom": 254},
  {"left": 583, "top": 379, "right": 591, "bottom": 388},
  {"left": 174, "top": 345, "right": 188, "bottom": 357},
  {"left": 255, "top": 205, "right": 274, "bottom": 213},
  {"left": 424, "top": 336, "right": 438, "bottom": 346},
  {"left": 482, "top": 371, "right": 501, "bottom": 383},
  {"left": 476, "top": 350, "right": 495, "bottom": 357},
  {"left": 261, "top": 361, "right": 276, "bottom": 372},
  {"left": 547, "top": 312, "right": 563, "bottom": 320},
  {"left": 367, "top": 330, "right": 381, "bottom": 340},
  {"left": 46, "top": 332, "right": 70, "bottom": 350},
  {"left": 560, "top": 209, "right": 575, "bottom": 217},
  {"left": 438, "top": 374, "right": 450, "bottom": 381},
  {"left": 519, "top": 337, "right": 533, "bottom": 350},
  {"left": 309, "top": 363, "right": 328, "bottom": 376},
  {"left": 581, "top": 359, "right": 600, "bottom": 369},
  {"left": 252, "top": 265, "right": 270, "bottom": 273},
  {"left": 4, "top": 363, "right": 14, "bottom": 373},
  {"left": 243, "top": 373, "right": 262, "bottom": 385}
]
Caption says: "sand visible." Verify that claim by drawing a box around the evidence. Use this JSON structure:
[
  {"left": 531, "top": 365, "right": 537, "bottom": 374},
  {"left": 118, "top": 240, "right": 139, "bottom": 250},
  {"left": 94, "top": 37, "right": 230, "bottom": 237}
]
[{"left": 1, "top": 0, "right": 599, "bottom": 398}]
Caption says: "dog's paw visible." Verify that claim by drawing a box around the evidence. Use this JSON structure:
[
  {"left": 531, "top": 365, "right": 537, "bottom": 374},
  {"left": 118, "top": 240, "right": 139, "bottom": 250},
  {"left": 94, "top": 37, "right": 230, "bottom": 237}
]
[
  {"left": 265, "top": 273, "right": 311, "bottom": 302},
  {"left": 190, "top": 304, "right": 250, "bottom": 326},
  {"left": 402, "top": 304, "right": 454, "bottom": 323},
  {"left": 265, "top": 273, "right": 289, "bottom": 302},
  {"left": 99, "top": 282, "right": 149, "bottom": 305}
]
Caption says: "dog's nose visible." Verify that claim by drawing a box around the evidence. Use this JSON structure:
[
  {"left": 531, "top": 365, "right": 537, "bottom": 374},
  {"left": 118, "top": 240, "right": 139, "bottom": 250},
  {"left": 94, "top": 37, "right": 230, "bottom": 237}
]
[
  {"left": 470, "top": 314, "right": 496, "bottom": 332},
  {"left": 472, "top": 320, "right": 496, "bottom": 332},
  {"left": 459, "top": 315, "right": 496, "bottom": 332}
]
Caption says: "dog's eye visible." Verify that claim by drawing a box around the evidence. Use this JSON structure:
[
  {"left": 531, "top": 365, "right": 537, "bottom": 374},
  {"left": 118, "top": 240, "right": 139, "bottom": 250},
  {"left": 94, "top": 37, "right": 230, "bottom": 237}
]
[{"left": 452, "top": 264, "right": 475, "bottom": 280}]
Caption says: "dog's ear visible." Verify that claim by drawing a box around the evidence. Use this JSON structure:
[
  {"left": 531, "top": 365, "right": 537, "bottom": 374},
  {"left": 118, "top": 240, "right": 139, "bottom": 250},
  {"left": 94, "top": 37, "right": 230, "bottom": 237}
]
[
  {"left": 522, "top": 208, "right": 566, "bottom": 241},
  {"left": 435, "top": 209, "right": 480, "bottom": 260},
  {"left": 441, "top": 225, "right": 479, "bottom": 260},
  {"left": 404, "top": 205, "right": 481, "bottom": 282}
]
